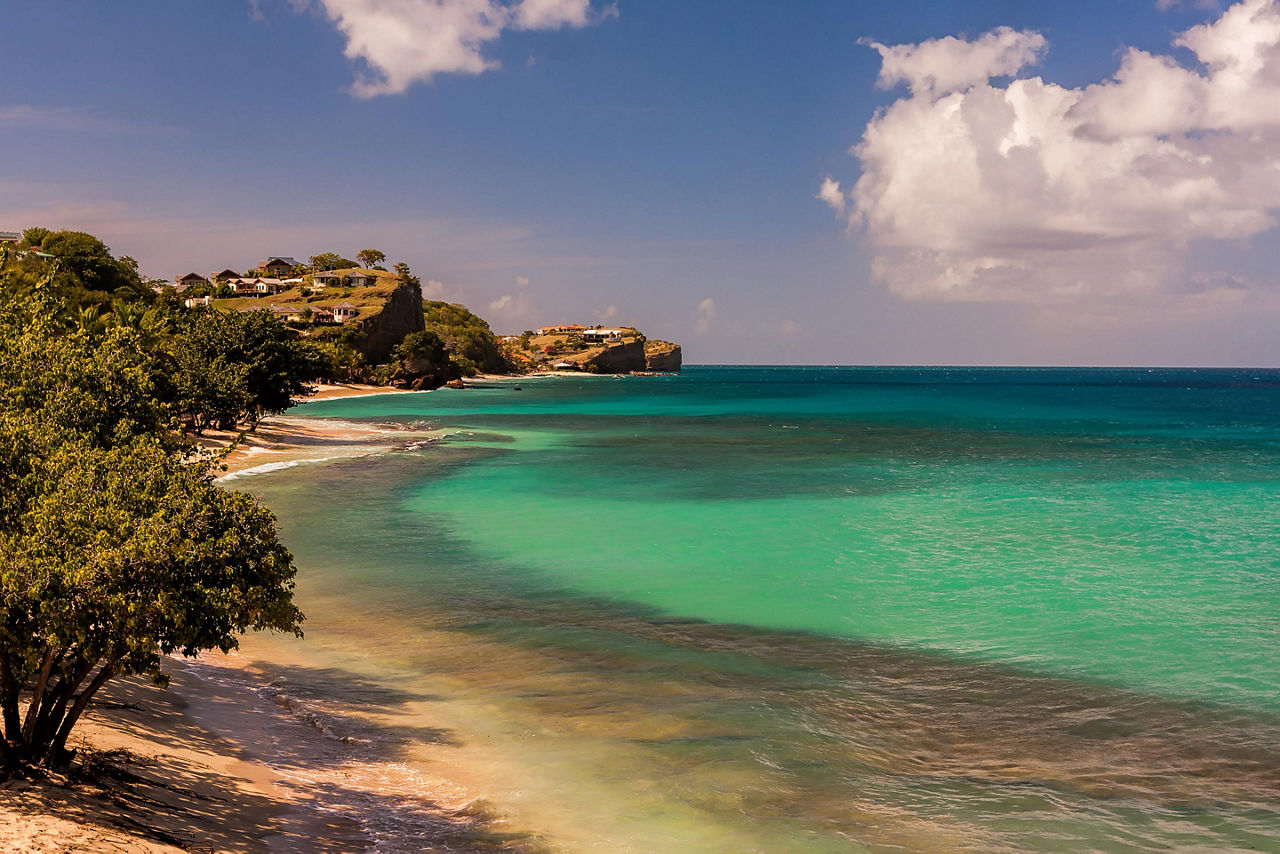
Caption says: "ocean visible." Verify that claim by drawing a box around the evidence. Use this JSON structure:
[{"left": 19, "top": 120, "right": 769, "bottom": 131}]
[{"left": 217, "top": 366, "right": 1280, "bottom": 851}]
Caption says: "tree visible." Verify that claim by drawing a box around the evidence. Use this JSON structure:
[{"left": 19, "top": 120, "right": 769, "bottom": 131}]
[
  {"left": 0, "top": 300, "right": 302, "bottom": 771},
  {"left": 0, "top": 431, "right": 301, "bottom": 768},
  {"left": 169, "top": 310, "right": 322, "bottom": 432},
  {"left": 40, "top": 231, "right": 145, "bottom": 298},
  {"left": 356, "top": 249, "right": 386, "bottom": 269},
  {"left": 19, "top": 227, "right": 50, "bottom": 250},
  {"left": 308, "top": 252, "right": 357, "bottom": 272}
]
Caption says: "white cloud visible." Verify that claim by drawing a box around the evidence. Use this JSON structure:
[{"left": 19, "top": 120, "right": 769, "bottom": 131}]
[
  {"left": 596, "top": 303, "right": 619, "bottom": 322},
  {"left": 489, "top": 294, "right": 514, "bottom": 310},
  {"left": 421, "top": 278, "right": 450, "bottom": 299},
  {"left": 303, "top": 0, "right": 602, "bottom": 96},
  {"left": 515, "top": 275, "right": 530, "bottom": 286},
  {"left": 863, "top": 27, "right": 1046, "bottom": 98},
  {"left": 827, "top": 0, "right": 1280, "bottom": 306},
  {"left": 816, "top": 177, "right": 846, "bottom": 215},
  {"left": 513, "top": 0, "right": 590, "bottom": 29},
  {"left": 695, "top": 297, "right": 715, "bottom": 333}
]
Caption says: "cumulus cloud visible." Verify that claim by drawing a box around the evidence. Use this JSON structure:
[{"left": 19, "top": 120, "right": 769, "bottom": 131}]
[
  {"left": 596, "top": 303, "right": 619, "bottom": 322},
  {"left": 489, "top": 294, "right": 514, "bottom": 310},
  {"left": 303, "top": 0, "right": 600, "bottom": 96},
  {"left": 827, "top": 0, "right": 1280, "bottom": 306},
  {"left": 695, "top": 297, "right": 715, "bottom": 333}
]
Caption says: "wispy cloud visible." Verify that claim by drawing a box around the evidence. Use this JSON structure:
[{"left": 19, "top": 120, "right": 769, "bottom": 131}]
[
  {"left": 695, "top": 297, "right": 715, "bottom": 333},
  {"left": 825, "top": 0, "right": 1280, "bottom": 311},
  {"left": 295, "top": 0, "right": 608, "bottom": 97},
  {"left": 0, "top": 105, "right": 183, "bottom": 135}
]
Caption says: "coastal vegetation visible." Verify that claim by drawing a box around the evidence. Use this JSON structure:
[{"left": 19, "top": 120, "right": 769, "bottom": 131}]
[{"left": 0, "top": 239, "right": 305, "bottom": 774}]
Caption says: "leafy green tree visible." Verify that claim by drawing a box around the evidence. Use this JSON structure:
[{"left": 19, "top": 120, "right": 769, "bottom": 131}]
[
  {"left": 0, "top": 431, "right": 301, "bottom": 768},
  {"left": 19, "top": 227, "right": 50, "bottom": 250},
  {"left": 169, "top": 310, "right": 321, "bottom": 431},
  {"left": 39, "top": 231, "right": 146, "bottom": 298},
  {"left": 309, "top": 252, "right": 357, "bottom": 272},
  {"left": 356, "top": 248, "right": 386, "bottom": 268}
]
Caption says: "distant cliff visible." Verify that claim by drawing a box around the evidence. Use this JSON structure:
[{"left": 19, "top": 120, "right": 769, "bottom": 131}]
[
  {"left": 644, "top": 341, "right": 682, "bottom": 372},
  {"left": 502, "top": 326, "right": 682, "bottom": 374}
]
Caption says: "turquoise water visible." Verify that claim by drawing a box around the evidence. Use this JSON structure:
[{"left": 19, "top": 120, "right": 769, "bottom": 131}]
[{"left": 234, "top": 367, "right": 1280, "bottom": 851}]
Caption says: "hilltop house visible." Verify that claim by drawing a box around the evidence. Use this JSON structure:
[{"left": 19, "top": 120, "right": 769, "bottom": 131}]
[
  {"left": 332, "top": 302, "right": 358, "bottom": 322},
  {"left": 539, "top": 324, "right": 586, "bottom": 335},
  {"left": 582, "top": 328, "right": 625, "bottom": 343},
  {"left": 174, "top": 272, "right": 207, "bottom": 291},
  {"left": 312, "top": 267, "right": 389, "bottom": 288},
  {"left": 183, "top": 295, "right": 213, "bottom": 309},
  {"left": 257, "top": 256, "right": 299, "bottom": 277},
  {"left": 210, "top": 269, "right": 241, "bottom": 283},
  {"left": 0, "top": 231, "right": 19, "bottom": 244}
]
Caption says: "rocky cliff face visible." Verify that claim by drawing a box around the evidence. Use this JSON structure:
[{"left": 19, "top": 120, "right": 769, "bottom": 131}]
[
  {"left": 357, "top": 280, "right": 425, "bottom": 364},
  {"left": 583, "top": 341, "right": 646, "bottom": 373},
  {"left": 644, "top": 341, "right": 682, "bottom": 372}
]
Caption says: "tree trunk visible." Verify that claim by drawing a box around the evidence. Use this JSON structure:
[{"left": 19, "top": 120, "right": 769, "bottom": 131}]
[
  {"left": 0, "top": 652, "right": 22, "bottom": 749},
  {"left": 20, "top": 647, "right": 58, "bottom": 744},
  {"left": 47, "top": 663, "right": 115, "bottom": 764}
]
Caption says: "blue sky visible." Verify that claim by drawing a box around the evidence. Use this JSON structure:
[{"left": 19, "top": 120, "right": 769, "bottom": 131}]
[{"left": 4, "top": 0, "right": 1280, "bottom": 365}]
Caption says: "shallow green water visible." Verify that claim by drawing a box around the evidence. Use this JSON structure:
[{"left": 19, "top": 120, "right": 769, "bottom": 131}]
[{"left": 230, "top": 367, "right": 1280, "bottom": 851}]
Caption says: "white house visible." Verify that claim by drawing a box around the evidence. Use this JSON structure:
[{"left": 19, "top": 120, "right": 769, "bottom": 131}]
[
  {"left": 332, "top": 302, "right": 359, "bottom": 322},
  {"left": 582, "top": 328, "right": 625, "bottom": 343}
]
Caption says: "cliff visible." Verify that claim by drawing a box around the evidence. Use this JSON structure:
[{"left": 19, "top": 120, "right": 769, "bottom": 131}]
[
  {"left": 357, "top": 279, "right": 425, "bottom": 364},
  {"left": 583, "top": 341, "right": 646, "bottom": 373},
  {"left": 644, "top": 341, "right": 682, "bottom": 372}
]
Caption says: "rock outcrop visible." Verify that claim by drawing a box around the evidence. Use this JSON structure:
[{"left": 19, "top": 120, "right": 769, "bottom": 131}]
[
  {"left": 582, "top": 341, "right": 646, "bottom": 373},
  {"left": 644, "top": 341, "right": 682, "bottom": 372},
  {"left": 357, "top": 279, "right": 425, "bottom": 364}
]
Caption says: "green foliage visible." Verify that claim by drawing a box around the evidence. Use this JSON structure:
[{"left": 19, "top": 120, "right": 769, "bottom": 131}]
[
  {"left": 169, "top": 309, "right": 322, "bottom": 432},
  {"left": 356, "top": 248, "right": 386, "bottom": 268},
  {"left": 0, "top": 294, "right": 302, "bottom": 770},
  {"left": 422, "top": 300, "right": 510, "bottom": 374},
  {"left": 309, "top": 252, "right": 357, "bottom": 272},
  {"left": 395, "top": 329, "right": 449, "bottom": 365},
  {"left": 19, "top": 227, "right": 50, "bottom": 249}
]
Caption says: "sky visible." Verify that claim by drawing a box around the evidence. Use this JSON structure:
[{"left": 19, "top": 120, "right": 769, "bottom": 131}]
[{"left": 4, "top": 0, "right": 1280, "bottom": 366}]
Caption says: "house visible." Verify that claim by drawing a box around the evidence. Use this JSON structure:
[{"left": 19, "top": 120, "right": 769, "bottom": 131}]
[
  {"left": 538, "top": 324, "right": 587, "bottom": 335},
  {"left": 332, "top": 302, "right": 359, "bottom": 323},
  {"left": 312, "top": 267, "right": 385, "bottom": 288},
  {"left": 256, "top": 256, "right": 299, "bottom": 276},
  {"left": 553, "top": 361, "right": 580, "bottom": 370},
  {"left": 582, "top": 328, "right": 625, "bottom": 343},
  {"left": 229, "top": 278, "right": 261, "bottom": 296},
  {"left": 0, "top": 231, "right": 20, "bottom": 244},
  {"left": 254, "top": 278, "right": 285, "bottom": 295},
  {"left": 183, "top": 295, "right": 213, "bottom": 309},
  {"left": 311, "top": 307, "right": 336, "bottom": 324},
  {"left": 174, "top": 272, "right": 207, "bottom": 291},
  {"left": 210, "top": 269, "right": 241, "bottom": 283}
]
